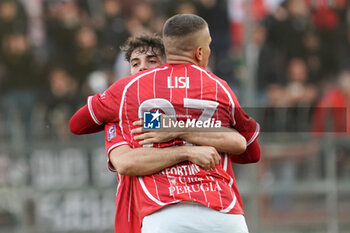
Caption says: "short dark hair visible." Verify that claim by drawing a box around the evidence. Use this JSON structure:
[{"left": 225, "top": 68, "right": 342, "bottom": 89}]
[
  {"left": 120, "top": 34, "right": 165, "bottom": 62},
  {"left": 163, "top": 14, "right": 207, "bottom": 38}
]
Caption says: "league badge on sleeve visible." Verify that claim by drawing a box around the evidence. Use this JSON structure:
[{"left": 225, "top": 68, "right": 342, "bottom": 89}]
[
  {"left": 107, "top": 125, "right": 116, "bottom": 141},
  {"left": 143, "top": 110, "right": 161, "bottom": 129}
]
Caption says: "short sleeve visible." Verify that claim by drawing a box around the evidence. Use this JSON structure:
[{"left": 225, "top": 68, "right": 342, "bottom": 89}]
[
  {"left": 234, "top": 106, "right": 260, "bottom": 146},
  {"left": 88, "top": 77, "right": 131, "bottom": 125},
  {"left": 221, "top": 80, "right": 260, "bottom": 145}
]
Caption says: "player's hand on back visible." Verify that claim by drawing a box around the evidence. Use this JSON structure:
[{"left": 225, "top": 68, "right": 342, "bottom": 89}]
[
  {"left": 131, "top": 119, "right": 180, "bottom": 144},
  {"left": 186, "top": 146, "right": 220, "bottom": 170}
]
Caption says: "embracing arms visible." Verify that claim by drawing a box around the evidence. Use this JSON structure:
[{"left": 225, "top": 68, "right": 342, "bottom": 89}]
[
  {"left": 108, "top": 121, "right": 259, "bottom": 176},
  {"left": 110, "top": 145, "right": 221, "bottom": 176}
]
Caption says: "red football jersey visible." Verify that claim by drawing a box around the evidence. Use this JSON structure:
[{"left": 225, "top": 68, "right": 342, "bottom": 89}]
[
  {"left": 92, "top": 63, "right": 260, "bottom": 232},
  {"left": 105, "top": 122, "right": 141, "bottom": 233}
]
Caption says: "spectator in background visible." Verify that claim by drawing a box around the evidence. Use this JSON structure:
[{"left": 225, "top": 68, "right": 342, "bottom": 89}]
[
  {"left": 97, "top": 0, "right": 129, "bottom": 68},
  {"left": 133, "top": 1, "right": 154, "bottom": 29},
  {"left": 1, "top": 0, "right": 349, "bottom": 145},
  {"left": 45, "top": 67, "right": 81, "bottom": 140},
  {"left": 21, "top": 0, "right": 45, "bottom": 50},
  {"left": 45, "top": 1, "right": 82, "bottom": 68},
  {"left": 338, "top": 26, "right": 350, "bottom": 71},
  {"left": 69, "top": 26, "right": 101, "bottom": 94},
  {"left": 312, "top": 69, "right": 350, "bottom": 179},
  {"left": 118, "top": 0, "right": 157, "bottom": 37},
  {"left": 261, "top": 84, "right": 287, "bottom": 132},
  {"left": 0, "top": 33, "right": 39, "bottom": 144},
  {"left": 198, "top": 0, "right": 234, "bottom": 84},
  {"left": 170, "top": 0, "right": 199, "bottom": 15},
  {"left": 261, "top": 57, "right": 317, "bottom": 132},
  {"left": 302, "top": 30, "right": 322, "bottom": 84},
  {"left": 0, "top": 0, "right": 28, "bottom": 45},
  {"left": 257, "top": 2, "right": 290, "bottom": 89},
  {"left": 308, "top": 0, "right": 347, "bottom": 78},
  {"left": 285, "top": 58, "right": 317, "bottom": 106},
  {"left": 228, "top": 0, "right": 272, "bottom": 55},
  {"left": 261, "top": 57, "right": 318, "bottom": 213},
  {"left": 312, "top": 69, "right": 350, "bottom": 135},
  {"left": 284, "top": 57, "right": 317, "bottom": 131},
  {"left": 113, "top": 17, "right": 151, "bottom": 81},
  {"left": 86, "top": 70, "right": 115, "bottom": 95},
  {"left": 250, "top": 22, "right": 268, "bottom": 97},
  {"left": 112, "top": 1, "right": 159, "bottom": 81},
  {"left": 283, "top": 0, "right": 312, "bottom": 58},
  {"left": 258, "top": 0, "right": 312, "bottom": 89}
]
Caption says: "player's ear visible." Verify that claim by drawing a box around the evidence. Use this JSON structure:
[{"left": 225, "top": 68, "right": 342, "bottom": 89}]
[{"left": 195, "top": 46, "right": 203, "bottom": 62}]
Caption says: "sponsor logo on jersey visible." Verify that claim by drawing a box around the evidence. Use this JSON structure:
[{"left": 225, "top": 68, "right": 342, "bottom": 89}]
[
  {"left": 107, "top": 125, "right": 116, "bottom": 141},
  {"left": 143, "top": 110, "right": 161, "bottom": 129}
]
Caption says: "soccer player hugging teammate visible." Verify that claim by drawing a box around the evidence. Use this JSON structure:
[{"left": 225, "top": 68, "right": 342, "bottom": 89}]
[{"left": 70, "top": 15, "right": 260, "bottom": 233}]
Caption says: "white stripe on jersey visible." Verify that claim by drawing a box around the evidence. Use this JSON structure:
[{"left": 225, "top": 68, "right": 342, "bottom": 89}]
[
  {"left": 216, "top": 81, "right": 219, "bottom": 120},
  {"left": 228, "top": 176, "right": 234, "bottom": 187},
  {"left": 88, "top": 96, "right": 102, "bottom": 125},
  {"left": 247, "top": 122, "right": 260, "bottom": 146},
  {"left": 138, "top": 176, "right": 180, "bottom": 206},
  {"left": 223, "top": 154, "right": 228, "bottom": 171},
  {"left": 169, "top": 67, "right": 175, "bottom": 147},
  {"left": 124, "top": 95, "right": 134, "bottom": 144},
  {"left": 119, "top": 66, "right": 169, "bottom": 138},
  {"left": 200, "top": 178, "right": 208, "bottom": 203},
  {"left": 191, "top": 65, "right": 236, "bottom": 126},
  {"left": 152, "top": 175, "right": 161, "bottom": 200},
  {"left": 214, "top": 168, "right": 224, "bottom": 210},
  {"left": 169, "top": 67, "right": 174, "bottom": 102},
  {"left": 220, "top": 177, "right": 237, "bottom": 213},
  {"left": 117, "top": 173, "right": 121, "bottom": 184}
]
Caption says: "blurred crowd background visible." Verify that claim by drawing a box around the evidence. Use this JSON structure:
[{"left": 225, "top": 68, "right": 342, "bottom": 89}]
[
  {"left": 1, "top": 0, "right": 350, "bottom": 233},
  {"left": 0, "top": 0, "right": 349, "bottom": 142}
]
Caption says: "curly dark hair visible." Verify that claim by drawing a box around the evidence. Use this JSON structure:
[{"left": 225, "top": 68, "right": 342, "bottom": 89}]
[{"left": 120, "top": 33, "right": 165, "bottom": 62}]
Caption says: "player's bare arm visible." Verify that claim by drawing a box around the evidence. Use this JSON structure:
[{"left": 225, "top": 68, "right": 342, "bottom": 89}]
[
  {"left": 131, "top": 120, "right": 247, "bottom": 154},
  {"left": 110, "top": 144, "right": 220, "bottom": 176}
]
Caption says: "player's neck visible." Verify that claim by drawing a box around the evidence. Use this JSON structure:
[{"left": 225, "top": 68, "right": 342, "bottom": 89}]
[{"left": 166, "top": 54, "right": 200, "bottom": 66}]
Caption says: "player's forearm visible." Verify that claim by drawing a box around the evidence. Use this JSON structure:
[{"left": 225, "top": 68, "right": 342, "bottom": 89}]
[
  {"left": 177, "top": 128, "right": 247, "bottom": 154},
  {"left": 132, "top": 121, "right": 246, "bottom": 154},
  {"left": 110, "top": 146, "right": 190, "bottom": 176}
]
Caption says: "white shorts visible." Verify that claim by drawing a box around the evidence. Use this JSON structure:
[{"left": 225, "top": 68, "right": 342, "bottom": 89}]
[{"left": 141, "top": 202, "right": 249, "bottom": 233}]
